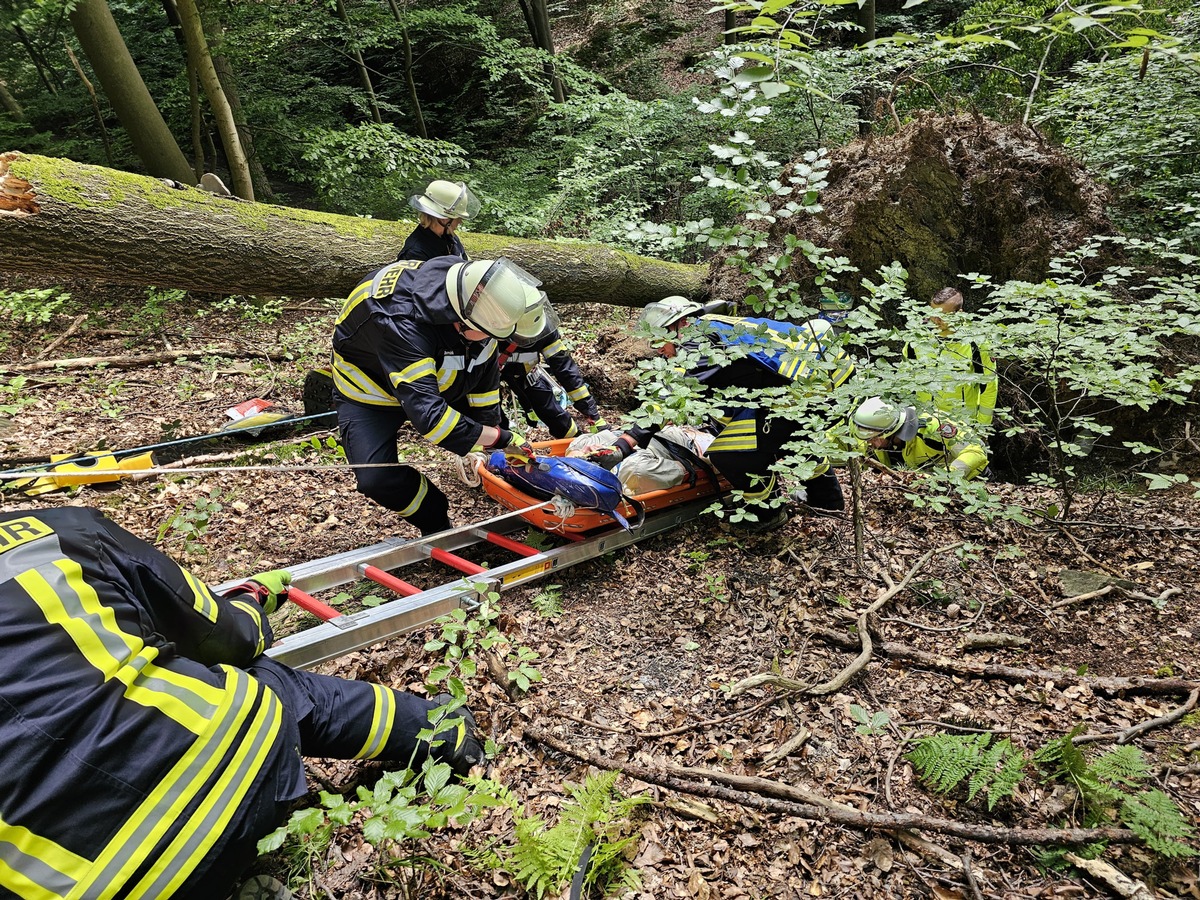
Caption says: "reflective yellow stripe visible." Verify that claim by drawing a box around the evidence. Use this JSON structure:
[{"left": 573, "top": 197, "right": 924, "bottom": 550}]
[
  {"left": 332, "top": 354, "right": 397, "bottom": 406},
  {"left": 742, "top": 474, "right": 776, "bottom": 502},
  {"left": 180, "top": 569, "right": 217, "bottom": 623},
  {"left": 468, "top": 390, "right": 500, "bottom": 408},
  {"left": 0, "top": 813, "right": 90, "bottom": 899},
  {"left": 709, "top": 418, "right": 757, "bottom": 453},
  {"left": 355, "top": 684, "right": 397, "bottom": 760},
  {"left": 17, "top": 562, "right": 221, "bottom": 735},
  {"left": 436, "top": 367, "right": 457, "bottom": 391},
  {"left": 564, "top": 421, "right": 579, "bottom": 438},
  {"left": 127, "top": 671, "right": 282, "bottom": 899},
  {"left": 542, "top": 340, "right": 566, "bottom": 357},
  {"left": 75, "top": 669, "right": 278, "bottom": 899},
  {"left": 566, "top": 385, "right": 589, "bottom": 401},
  {"left": 423, "top": 407, "right": 461, "bottom": 445},
  {"left": 229, "top": 600, "right": 267, "bottom": 657},
  {"left": 391, "top": 358, "right": 436, "bottom": 386},
  {"left": 398, "top": 477, "right": 429, "bottom": 518},
  {"left": 334, "top": 282, "right": 370, "bottom": 326}
]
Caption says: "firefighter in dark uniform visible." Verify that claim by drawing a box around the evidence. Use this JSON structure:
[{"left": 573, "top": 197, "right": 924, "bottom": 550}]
[
  {"left": 0, "top": 506, "right": 481, "bottom": 900},
  {"left": 588, "top": 297, "right": 853, "bottom": 532},
  {"left": 397, "top": 180, "right": 479, "bottom": 262},
  {"left": 332, "top": 255, "right": 545, "bottom": 535},
  {"left": 497, "top": 302, "right": 607, "bottom": 439}
]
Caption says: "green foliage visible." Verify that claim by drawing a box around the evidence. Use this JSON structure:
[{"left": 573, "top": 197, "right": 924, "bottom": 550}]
[
  {"left": 296, "top": 124, "right": 469, "bottom": 219},
  {"left": 0, "top": 376, "right": 36, "bottom": 417},
  {"left": 0, "top": 286, "right": 69, "bottom": 325},
  {"left": 911, "top": 729, "right": 1196, "bottom": 857},
  {"left": 504, "top": 771, "right": 649, "bottom": 900},
  {"left": 907, "top": 732, "right": 1027, "bottom": 809},
  {"left": 133, "top": 288, "right": 186, "bottom": 338},
  {"left": 157, "top": 488, "right": 224, "bottom": 558},
  {"left": 425, "top": 587, "right": 543, "bottom": 693},
  {"left": 849, "top": 704, "right": 891, "bottom": 735},
  {"left": 529, "top": 583, "right": 564, "bottom": 618}
]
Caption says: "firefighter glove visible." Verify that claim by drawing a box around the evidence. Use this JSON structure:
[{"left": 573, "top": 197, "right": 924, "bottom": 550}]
[
  {"left": 586, "top": 433, "right": 635, "bottom": 470},
  {"left": 430, "top": 693, "right": 485, "bottom": 778},
  {"left": 503, "top": 432, "right": 536, "bottom": 467},
  {"left": 244, "top": 569, "right": 291, "bottom": 615},
  {"left": 587, "top": 416, "right": 610, "bottom": 432}
]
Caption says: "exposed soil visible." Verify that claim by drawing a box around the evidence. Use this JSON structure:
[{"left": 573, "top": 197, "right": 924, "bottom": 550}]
[
  {"left": 710, "top": 113, "right": 1116, "bottom": 312},
  {"left": 1, "top": 281, "right": 1198, "bottom": 900}
]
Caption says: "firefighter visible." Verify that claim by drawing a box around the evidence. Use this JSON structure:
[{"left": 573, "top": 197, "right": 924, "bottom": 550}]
[
  {"left": 0, "top": 506, "right": 482, "bottom": 900},
  {"left": 850, "top": 396, "right": 989, "bottom": 479},
  {"left": 498, "top": 299, "right": 607, "bottom": 439},
  {"left": 902, "top": 286, "right": 999, "bottom": 428},
  {"left": 397, "top": 180, "right": 480, "bottom": 262},
  {"left": 588, "top": 296, "right": 853, "bottom": 533},
  {"left": 332, "top": 255, "right": 544, "bottom": 535},
  {"left": 395, "top": 185, "right": 602, "bottom": 439}
]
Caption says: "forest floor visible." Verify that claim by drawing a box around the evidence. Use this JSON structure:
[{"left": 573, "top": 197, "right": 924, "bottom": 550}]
[{"left": 1, "top": 281, "right": 1199, "bottom": 900}]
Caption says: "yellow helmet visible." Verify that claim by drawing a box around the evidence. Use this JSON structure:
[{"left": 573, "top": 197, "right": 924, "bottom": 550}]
[
  {"left": 639, "top": 296, "right": 704, "bottom": 330},
  {"left": 851, "top": 397, "right": 918, "bottom": 441},
  {"left": 410, "top": 180, "right": 481, "bottom": 220},
  {"left": 446, "top": 258, "right": 541, "bottom": 340}
]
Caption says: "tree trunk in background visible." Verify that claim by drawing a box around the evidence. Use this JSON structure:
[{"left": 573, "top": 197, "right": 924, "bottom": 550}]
[
  {"left": 516, "top": 0, "right": 565, "bottom": 103},
  {"left": 385, "top": 0, "right": 427, "bottom": 139},
  {"left": 335, "top": 0, "right": 383, "bottom": 125},
  {"left": 187, "top": 60, "right": 205, "bottom": 181},
  {"left": 67, "top": 0, "right": 194, "bottom": 184},
  {"left": 201, "top": 0, "right": 274, "bottom": 200},
  {"left": 174, "top": 0, "right": 253, "bottom": 200},
  {"left": 0, "top": 153, "right": 707, "bottom": 305},
  {"left": 0, "top": 80, "right": 22, "bottom": 119},
  {"left": 10, "top": 22, "right": 61, "bottom": 94},
  {"left": 724, "top": 10, "right": 737, "bottom": 46},
  {"left": 856, "top": 0, "right": 876, "bottom": 138},
  {"left": 63, "top": 44, "right": 114, "bottom": 167}
]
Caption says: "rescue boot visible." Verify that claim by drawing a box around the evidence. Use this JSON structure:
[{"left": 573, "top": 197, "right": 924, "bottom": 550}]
[{"left": 233, "top": 874, "right": 292, "bottom": 900}]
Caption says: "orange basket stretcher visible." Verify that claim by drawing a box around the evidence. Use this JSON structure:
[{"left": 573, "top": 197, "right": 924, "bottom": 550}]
[{"left": 477, "top": 438, "right": 728, "bottom": 535}]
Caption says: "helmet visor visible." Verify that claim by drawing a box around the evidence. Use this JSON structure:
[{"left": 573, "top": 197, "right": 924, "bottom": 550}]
[
  {"left": 410, "top": 182, "right": 482, "bottom": 220},
  {"left": 456, "top": 257, "right": 542, "bottom": 340}
]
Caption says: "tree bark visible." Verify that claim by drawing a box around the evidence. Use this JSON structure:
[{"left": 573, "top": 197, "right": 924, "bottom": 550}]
[
  {"left": 0, "top": 80, "right": 23, "bottom": 119},
  {"left": 516, "top": 0, "right": 565, "bottom": 103},
  {"left": 174, "top": 0, "right": 254, "bottom": 200},
  {"left": 67, "top": 0, "right": 194, "bottom": 184},
  {"left": 385, "top": 0, "right": 427, "bottom": 139},
  {"left": 0, "top": 152, "right": 707, "bottom": 305},
  {"left": 334, "top": 0, "right": 383, "bottom": 125}
]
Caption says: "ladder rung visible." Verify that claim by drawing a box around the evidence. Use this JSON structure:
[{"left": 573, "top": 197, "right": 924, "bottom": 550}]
[
  {"left": 481, "top": 530, "right": 540, "bottom": 557},
  {"left": 287, "top": 586, "right": 342, "bottom": 621},
  {"left": 360, "top": 564, "right": 421, "bottom": 597},
  {"left": 429, "top": 547, "right": 486, "bottom": 576}
]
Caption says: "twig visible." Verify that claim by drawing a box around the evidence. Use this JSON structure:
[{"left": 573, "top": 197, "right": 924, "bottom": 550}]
[
  {"left": 729, "top": 543, "right": 960, "bottom": 697},
  {"left": 1052, "top": 585, "right": 1181, "bottom": 611},
  {"left": 1076, "top": 689, "right": 1199, "bottom": 746},
  {"left": 36, "top": 313, "right": 88, "bottom": 359},
  {"left": 809, "top": 629, "right": 1200, "bottom": 697},
  {"left": 1, "top": 347, "right": 293, "bottom": 373},
  {"left": 524, "top": 725, "right": 1140, "bottom": 847},
  {"left": 962, "top": 851, "right": 985, "bottom": 900},
  {"left": 558, "top": 694, "right": 778, "bottom": 739}
]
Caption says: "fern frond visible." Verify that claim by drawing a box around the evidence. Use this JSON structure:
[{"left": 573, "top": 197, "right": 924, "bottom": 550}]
[
  {"left": 988, "top": 742, "right": 1029, "bottom": 810},
  {"left": 1091, "top": 745, "right": 1148, "bottom": 788},
  {"left": 1120, "top": 790, "right": 1199, "bottom": 859}
]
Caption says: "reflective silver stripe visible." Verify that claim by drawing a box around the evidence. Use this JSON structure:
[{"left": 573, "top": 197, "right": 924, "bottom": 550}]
[
  {"left": 78, "top": 670, "right": 275, "bottom": 898},
  {"left": 508, "top": 350, "right": 539, "bottom": 366},
  {"left": 132, "top": 672, "right": 283, "bottom": 899},
  {"left": 566, "top": 385, "right": 590, "bottom": 401},
  {"left": 332, "top": 354, "right": 397, "bottom": 406},
  {"left": 0, "top": 815, "right": 85, "bottom": 898},
  {"left": 355, "top": 684, "right": 396, "bottom": 760},
  {"left": 0, "top": 531, "right": 64, "bottom": 583},
  {"left": 468, "top": 390, "right": 500, "bottom": 408},
  {"left": 181, "top": 569, "right": 218, "bottom": 623},
  {"left": 423, "top": 407, "right": 461, "bottom": 445},
  {"left": 398, "top": 476, "right": 429, "bottom": 517},
  {"left": 542, "top": 340, "right": 566, "bottom": 357},
  {"left": 439, "top": 355, "right": 467, "bottom": 372},
  {"left": 467, "top": 341, "right": 497, "bottom": 371}
]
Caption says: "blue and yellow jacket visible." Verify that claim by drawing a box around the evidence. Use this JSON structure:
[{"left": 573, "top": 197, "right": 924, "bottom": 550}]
[
  {"left": 628, "top": 315, "right": 852, "bottom": 453},
  {"left": 0, "top": 507, "right": 296, "bottom": 900},
  {"left": 864, "top": 415, "right": 989, "bottom": 479},
  {"left": 331, "top": 257, "right": 503, "bottom": 455}
]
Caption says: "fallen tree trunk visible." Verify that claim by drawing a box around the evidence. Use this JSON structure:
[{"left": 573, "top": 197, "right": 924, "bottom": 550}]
[{"left": 0, "top": 151, "right": 706, "bottom": 305}]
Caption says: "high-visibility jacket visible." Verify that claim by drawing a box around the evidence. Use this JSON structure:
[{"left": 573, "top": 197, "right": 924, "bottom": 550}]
[
  {"left": 865, "top": 415, "right": 989, "bottom": 479},
  {"left": 331, "top": 257, "right": 502, "bottom": 455},
  {"left": 0, "top": 507, "right": 296, "bottom": 900},
  {"left": 902, "top": 338, "right": 998, "bottom": 428},
  {"left": 628, "top": 314, "right": 851, "bottom": 454},
  {"left": 498, "top": 329, "right": 600, "bottom": 421}
]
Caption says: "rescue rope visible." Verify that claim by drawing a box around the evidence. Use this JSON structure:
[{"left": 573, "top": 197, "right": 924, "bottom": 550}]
[{"left": 0, "top": 460, "right": 480, "bottom": 481}]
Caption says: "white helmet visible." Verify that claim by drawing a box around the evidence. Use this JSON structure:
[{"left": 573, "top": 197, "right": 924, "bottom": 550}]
[
  {"left": 446, "top": 257, "right": 541, "bottom": 340},
  {"left": 409, "top": 180, "right": 481, "bottom": 220},
  {"left": 511, "top": 292, "right": 560, "bottom": 347},
  {"left": 851, "top": 397, "right": 917, "bottom": 441},
  {"left": 639, "top": 296, "right": 704, "bottom": 330}
]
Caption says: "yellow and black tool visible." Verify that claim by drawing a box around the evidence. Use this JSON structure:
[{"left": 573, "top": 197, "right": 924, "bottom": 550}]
[{"left": 11, "top": 451, "right": 156, "bottom": 496}]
